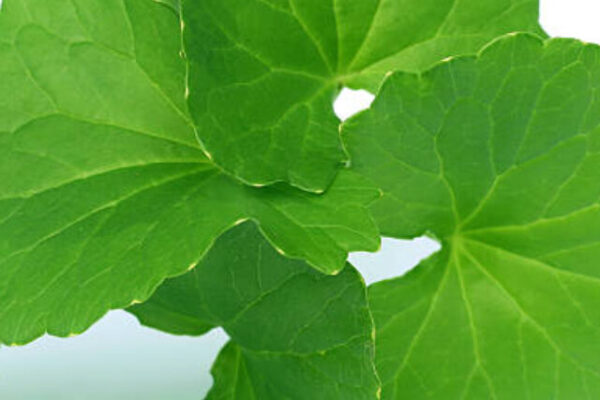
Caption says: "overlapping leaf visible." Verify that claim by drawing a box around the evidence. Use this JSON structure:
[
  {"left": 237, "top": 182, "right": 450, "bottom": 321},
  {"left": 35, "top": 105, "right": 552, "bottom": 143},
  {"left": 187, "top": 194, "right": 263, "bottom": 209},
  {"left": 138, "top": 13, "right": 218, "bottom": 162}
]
[
  {"left": 129, "top": 222, "right": 379, "bottom": 399},
  {"left": 0, "top": 0, "right": 380, "bottom": 345},
  {"left": 183, "top": 0, "right": 544, "bottom": 191},
  {"left": 343, "top": 33, "right": 600, "bottom": 398}
]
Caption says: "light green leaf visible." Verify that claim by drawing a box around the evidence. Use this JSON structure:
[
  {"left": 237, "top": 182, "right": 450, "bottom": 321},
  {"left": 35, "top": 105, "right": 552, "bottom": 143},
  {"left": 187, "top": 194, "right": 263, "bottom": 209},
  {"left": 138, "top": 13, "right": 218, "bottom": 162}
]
[
  {"left": 0, "top": 0, "right": 379, "bottom": 345},
  {"left": 129, "top": 222, "right": 380, "bottom": 399},
  {"left": 183, "top": 0, "right": 544, "bottom": 192},
  {"left": 343, "top": 33, "right": 600, "bottom": 398}
]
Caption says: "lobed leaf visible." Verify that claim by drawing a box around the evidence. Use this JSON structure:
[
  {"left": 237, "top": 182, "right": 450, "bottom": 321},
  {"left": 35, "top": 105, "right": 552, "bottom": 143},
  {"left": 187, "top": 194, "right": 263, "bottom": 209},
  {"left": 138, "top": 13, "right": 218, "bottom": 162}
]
[
  {"left": 0, "top": 0, "right": 379, "bottom": 345},
  {"left": 343, "top": 33, "right": 600, "bottom": 398},
  {"left": 183, "top": 0, "right": 545, "bottom": 191},
  {"left": 130, "top": 222, "right": 380, "bottom": 399}
]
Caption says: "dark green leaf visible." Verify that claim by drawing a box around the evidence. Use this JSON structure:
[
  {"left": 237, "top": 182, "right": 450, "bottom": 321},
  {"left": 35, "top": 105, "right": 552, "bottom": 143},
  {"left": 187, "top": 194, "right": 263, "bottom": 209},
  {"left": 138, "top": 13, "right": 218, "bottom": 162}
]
[
  {"left": 130, "top": 222, "right": 380, "bottom": 399},
  {"left": 183, "top": 0, "right": 544, "bottom": 191}
]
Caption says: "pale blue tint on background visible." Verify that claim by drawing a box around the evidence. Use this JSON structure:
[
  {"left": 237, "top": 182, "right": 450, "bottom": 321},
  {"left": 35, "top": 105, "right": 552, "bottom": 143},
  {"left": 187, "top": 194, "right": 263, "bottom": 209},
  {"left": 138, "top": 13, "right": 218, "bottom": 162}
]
[{"left": 0, "top": 312, "right": 228, "bottom": 399}]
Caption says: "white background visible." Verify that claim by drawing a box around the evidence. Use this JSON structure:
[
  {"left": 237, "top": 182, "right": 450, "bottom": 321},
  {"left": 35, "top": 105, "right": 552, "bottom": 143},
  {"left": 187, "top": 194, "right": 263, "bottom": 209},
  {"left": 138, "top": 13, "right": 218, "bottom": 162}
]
[{"left": 1, "top": 1, "right": 599, "bottom": 398}]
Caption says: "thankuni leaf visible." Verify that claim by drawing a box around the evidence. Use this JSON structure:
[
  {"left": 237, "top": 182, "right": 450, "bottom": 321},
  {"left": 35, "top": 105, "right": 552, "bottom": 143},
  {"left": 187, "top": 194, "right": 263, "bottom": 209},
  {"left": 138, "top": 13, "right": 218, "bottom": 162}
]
[
  {"left": 6, "top": 1, "right": 591, "bottom": 397},
  {"left": 183, "top": 0, "right": 544, "bottom": 191},
  {"left": 130, "top": 222, "right": 379, "bottom": 399},
  {"left": 0, "top": 0, "right": 378, "bottom": 345},
  {"left": 343, "top": 33, "right": 600, "bottom": 399}
]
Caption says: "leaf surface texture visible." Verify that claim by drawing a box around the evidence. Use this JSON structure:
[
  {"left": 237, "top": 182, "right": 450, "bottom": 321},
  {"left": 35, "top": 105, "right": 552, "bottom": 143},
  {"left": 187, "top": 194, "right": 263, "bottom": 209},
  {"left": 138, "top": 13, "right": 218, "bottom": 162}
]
[
  {"left": 0, "top": 0, "right": 379, "bottom": 344},
  {"left": 130, "top": 222, "right": 380, "bottom": 399},
  {"left": 343, "top": 34, "right": 600, "bottom": 399},
  {"left": 183, "top": 0, "right": 544, "bottom": 190}
]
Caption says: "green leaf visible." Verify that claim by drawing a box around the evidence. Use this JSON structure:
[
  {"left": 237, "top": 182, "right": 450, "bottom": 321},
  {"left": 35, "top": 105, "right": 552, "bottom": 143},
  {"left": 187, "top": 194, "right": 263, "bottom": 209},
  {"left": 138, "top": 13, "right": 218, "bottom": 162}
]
[
  {"left": 0, "top": 0, "right": 379, "bottom": 345},
  {"left": 129, "top": 222, "right": 380, "bottom": 399},
  {"left": 343, "top": 33, "right": 600, "bottom": 398},
  {"left": 183, "top": 0, "right": 544, "bottom": 192},
  {"left": 204, "top": 342, "right": 255, "bottom": 399}
]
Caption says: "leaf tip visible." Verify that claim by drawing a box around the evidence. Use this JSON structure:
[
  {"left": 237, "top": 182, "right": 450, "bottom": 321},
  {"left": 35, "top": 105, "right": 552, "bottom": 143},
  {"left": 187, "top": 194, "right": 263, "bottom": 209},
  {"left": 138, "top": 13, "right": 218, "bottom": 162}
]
[
  {"left": 234, "top": 218, "right": 249, "bottom": 226},
  {"left": 273, "top": 246, "right": 287, "bottom": 256},
  {"left": 201, "top": 149, "right": 213, "bottom": 161}
]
